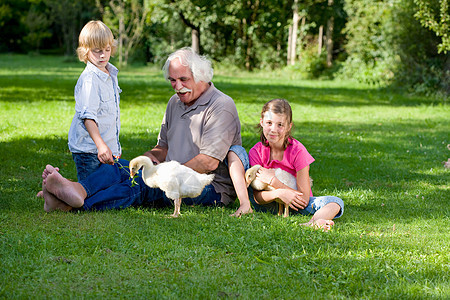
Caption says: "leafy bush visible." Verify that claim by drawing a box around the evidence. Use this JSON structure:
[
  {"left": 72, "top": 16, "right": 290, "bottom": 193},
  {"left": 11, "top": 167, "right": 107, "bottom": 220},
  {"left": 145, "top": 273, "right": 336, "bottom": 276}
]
[{"left": 340, "top": 0, "right": 448, "bottom": 97}]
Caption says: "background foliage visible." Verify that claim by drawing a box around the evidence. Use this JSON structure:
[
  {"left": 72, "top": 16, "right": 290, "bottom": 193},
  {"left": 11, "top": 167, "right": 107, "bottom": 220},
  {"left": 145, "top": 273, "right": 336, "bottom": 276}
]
[{"left": 0, "top": 0, "right": 448, "bottom": 96}]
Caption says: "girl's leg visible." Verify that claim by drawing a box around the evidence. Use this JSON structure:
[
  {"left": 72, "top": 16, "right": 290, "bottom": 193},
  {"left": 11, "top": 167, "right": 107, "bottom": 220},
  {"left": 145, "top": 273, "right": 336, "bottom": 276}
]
[
  {"left": 297, "top": 196, "right": 343, "bottom": 231},
  {"left": 303, "top": 202, "right": 341, "bottom": 231},
  {"left": 226, "top": 146, "right": 253, "bottom": 216}
]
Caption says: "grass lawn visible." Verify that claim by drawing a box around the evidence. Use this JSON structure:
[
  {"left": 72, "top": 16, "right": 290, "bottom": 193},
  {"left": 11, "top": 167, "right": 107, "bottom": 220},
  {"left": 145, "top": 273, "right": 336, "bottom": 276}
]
[{"left": 0, "top": 54, "right": 448, "bottom": 299}]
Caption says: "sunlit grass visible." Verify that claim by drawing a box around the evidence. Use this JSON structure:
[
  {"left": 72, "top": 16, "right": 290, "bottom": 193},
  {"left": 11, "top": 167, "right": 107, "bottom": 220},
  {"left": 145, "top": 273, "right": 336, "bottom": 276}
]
[{"left": 0, "top": 54, "right": 448, "bottom": 299}]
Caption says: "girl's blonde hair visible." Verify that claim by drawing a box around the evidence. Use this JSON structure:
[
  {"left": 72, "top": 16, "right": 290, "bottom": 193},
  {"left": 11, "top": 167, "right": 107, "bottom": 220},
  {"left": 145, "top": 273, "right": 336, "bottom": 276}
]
[
  {"left": 76, "top": 20, "right": 117, "bottom": 63},
  {"left": 259, "top": 98, "right": 293, "bottom": 149}
]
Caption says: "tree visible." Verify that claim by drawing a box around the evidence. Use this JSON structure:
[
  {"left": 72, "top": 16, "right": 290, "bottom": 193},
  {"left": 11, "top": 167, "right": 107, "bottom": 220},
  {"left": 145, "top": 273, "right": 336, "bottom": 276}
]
[
  {"left": 44, "top": 0, "right": 85, "bottom": 56},
  {"left": 287, "top": 0, "right": 300, "bottom": 65},
  {"left": 414, "top": 0, "right": 449, "bottom": 54},
  {"left": 22, "top": 5, "right": 52, "bottom": 52},
  {"left": 0, "top": 0, "right": 30, "bottom": 52},
  {"left": 97, "top": 0, "right": 151, "bottom": 66},
  {"left": 168, "top": 0, "right": 203, "bottom": 53},
  {"left": 326, "top": 0, "right": 334, "bottom": 67}
]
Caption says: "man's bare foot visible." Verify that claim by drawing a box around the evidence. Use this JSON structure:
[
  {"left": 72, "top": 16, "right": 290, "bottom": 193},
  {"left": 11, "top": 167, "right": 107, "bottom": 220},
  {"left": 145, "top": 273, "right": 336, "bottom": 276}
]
[
  {"left": 45, "top": 170, "right": 86, "bottom": 208},
  {"left": 42, "top": 165, "right": 59, "bottom": 184},
  {"left": 37, "top": 165, "right": 61, "bottom": 198},
  {"left": 42, "top": 182, "right": 72, "bottom": 212},
  {"left": 230, "top": 203, "right": 253, "bottom": 217},
  {"left": 300, "top": 219, "right": 335, "bottom": 231}
]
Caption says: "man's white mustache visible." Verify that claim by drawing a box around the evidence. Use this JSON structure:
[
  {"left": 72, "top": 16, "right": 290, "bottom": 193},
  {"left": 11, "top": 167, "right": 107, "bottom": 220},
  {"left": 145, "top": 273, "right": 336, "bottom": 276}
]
[{"left": 175, "top": 87, "right": 192, "bottom": 93}]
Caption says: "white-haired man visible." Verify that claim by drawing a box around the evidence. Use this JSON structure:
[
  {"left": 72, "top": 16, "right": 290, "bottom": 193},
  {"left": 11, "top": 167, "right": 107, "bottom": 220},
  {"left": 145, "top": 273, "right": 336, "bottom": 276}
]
[{"left": 38, "top": 48, "right": 253, "bottom": 216}]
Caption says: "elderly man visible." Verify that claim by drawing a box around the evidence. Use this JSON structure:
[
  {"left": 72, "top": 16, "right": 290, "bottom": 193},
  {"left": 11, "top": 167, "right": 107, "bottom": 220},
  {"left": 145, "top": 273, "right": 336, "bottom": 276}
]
[{"left": 39, "top": 48, "right": 252, "bottom": 216}]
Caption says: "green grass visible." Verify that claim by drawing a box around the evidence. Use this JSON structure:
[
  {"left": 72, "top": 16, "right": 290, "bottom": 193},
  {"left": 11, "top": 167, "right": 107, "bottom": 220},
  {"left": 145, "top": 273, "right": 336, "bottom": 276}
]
[{"left": 0, "top": 54, "right": 449, "bottom": 299}]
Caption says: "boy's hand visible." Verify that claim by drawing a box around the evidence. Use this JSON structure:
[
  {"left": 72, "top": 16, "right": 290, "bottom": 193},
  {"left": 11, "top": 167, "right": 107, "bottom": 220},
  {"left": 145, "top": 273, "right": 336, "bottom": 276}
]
[{"left": 97, "top": 144, "right": 114, "bottom": 165}]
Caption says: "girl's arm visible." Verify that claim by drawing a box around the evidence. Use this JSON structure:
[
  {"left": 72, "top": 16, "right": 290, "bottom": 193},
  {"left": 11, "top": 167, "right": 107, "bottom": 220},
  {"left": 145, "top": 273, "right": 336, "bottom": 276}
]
[
  {"left": 253, "top": 188, "right": 306, "bottom": 211},
  {"left": 253, "top": 166, "right": 310, "bottom": 210},
  {"left": 295, "top": 166, "right": 311, "bottom": 205},
  {"left": 84, "top": 119, "right": 114, "bottom": 165}
]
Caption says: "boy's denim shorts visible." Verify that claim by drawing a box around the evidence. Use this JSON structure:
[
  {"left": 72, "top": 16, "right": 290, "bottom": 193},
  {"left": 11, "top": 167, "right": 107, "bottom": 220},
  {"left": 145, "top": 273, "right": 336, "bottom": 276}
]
[{"left": 72, "top": 153, "right": 101, "bottom": 182}]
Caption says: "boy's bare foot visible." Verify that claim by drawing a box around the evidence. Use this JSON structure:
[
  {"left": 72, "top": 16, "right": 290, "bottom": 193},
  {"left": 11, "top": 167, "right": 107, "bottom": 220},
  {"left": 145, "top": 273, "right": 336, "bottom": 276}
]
[
  {"left": 45, "top": 169, "right": 86, "bottom": 208},
  {"left": 42, "top": 183, "right": 72, "bottom": 212},
  {"left": 300, "top": 219, "right": 335, "bottom": 231}
]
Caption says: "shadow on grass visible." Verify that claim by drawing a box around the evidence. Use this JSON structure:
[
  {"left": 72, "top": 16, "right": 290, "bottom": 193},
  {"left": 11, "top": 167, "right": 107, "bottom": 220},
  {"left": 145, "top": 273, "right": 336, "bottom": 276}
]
[
  {"left": 1, "top": 117, "right": 448, "bottom": 222},
  {"left": 0, "top": 72, "right": 445, "bottom": 107}
]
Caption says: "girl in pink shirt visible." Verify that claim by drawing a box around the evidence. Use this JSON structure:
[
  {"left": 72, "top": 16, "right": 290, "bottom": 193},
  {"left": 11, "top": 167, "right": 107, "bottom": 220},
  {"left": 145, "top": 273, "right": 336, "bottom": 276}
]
[{"left": 249, "top": 99, "right": 344, "bottom": 231}]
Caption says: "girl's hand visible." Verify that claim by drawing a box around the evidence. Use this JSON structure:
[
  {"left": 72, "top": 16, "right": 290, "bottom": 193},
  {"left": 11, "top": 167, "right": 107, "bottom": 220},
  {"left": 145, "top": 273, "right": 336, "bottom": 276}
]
[
  {"left": 97, "top": 144, "right": 114, "bottom": 165},
  {"left": 256, "top": 167, "right": 276, "bottom": 185},
  {"left": 276, "top": 189, "right": 308, "bottom": 211}
]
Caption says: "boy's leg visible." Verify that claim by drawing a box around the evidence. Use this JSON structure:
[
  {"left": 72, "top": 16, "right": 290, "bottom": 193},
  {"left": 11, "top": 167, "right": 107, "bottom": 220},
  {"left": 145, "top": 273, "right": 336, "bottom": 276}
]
[
  {"left": 72, "top": 153, "right": 101, "bottom": 181},
  {"left": 226, "top": 146, "right": 253, "bottom": 216}
]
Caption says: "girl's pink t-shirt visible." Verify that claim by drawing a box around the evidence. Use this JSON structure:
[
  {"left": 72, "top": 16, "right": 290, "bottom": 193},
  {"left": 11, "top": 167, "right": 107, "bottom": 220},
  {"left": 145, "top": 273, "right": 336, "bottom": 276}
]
[{"left": 249, "top": 137, "right": 315, "bottom": 196}]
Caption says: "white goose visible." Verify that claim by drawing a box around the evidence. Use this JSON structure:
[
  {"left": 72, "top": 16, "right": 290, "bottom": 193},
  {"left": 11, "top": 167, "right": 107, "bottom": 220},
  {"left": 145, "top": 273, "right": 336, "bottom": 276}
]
[
  {"left": 245, "top": 164, "right": 312, "bottom": 217},
  {"left": 129, "top": 156, "right": 215, "bottom": 217}
]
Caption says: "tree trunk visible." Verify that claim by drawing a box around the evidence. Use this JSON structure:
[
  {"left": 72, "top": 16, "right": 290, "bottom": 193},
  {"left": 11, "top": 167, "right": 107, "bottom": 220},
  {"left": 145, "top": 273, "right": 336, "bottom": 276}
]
[
  {"left": 191, "top": 28, "right": 199, "bottom": 53},
  {"left": 298, "top": 16, "right": 306, "bottom": 63},
  {"left": 318, "top": 25, "right": 323, "bottom": 55},
  {"left": 119, "top": 13, "right": 124, "bottom": 66},
  {"left": 326, "top": 0, "right": 334, "bottom": 67},
  {"left": 289, "top": 0, "right": 299, "bottom": 65},
  {"left": 287, "top": 25, "right": 292, "bottom": 64},
  {"left": 176, "top": 7, "right": 201, "bottom": 53}
]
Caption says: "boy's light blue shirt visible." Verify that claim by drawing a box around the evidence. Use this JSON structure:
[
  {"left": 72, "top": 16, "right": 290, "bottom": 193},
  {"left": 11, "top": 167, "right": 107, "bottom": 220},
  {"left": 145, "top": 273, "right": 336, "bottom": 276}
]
[{"left": 68, "top": 61, "right": 121, "bottom": 156}]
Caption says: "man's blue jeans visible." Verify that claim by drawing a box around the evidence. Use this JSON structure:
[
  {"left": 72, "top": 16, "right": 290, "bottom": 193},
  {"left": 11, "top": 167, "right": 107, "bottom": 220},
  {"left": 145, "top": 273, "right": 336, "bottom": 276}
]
[{"left": 80, "top": 158, "right": 221, "bottom": 211}]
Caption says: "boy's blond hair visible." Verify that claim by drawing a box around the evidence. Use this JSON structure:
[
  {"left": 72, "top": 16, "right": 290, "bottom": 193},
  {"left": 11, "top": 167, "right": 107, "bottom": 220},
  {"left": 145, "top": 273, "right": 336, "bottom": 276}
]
[{"left": 76, "top": 20, "right": 117, "bottom": 63}]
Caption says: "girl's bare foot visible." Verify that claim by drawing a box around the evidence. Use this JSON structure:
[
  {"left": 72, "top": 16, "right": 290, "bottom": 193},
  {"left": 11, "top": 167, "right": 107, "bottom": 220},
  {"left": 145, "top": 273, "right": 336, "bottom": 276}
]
[
  {"left": 45, "top": 170, "right": 86, "bottom": 208},
  {"left": 300, "top": 219, "right": 335, "bottom": 231},
  {"left": 42, "top": 183, "right": 72, "bottom": 212}
]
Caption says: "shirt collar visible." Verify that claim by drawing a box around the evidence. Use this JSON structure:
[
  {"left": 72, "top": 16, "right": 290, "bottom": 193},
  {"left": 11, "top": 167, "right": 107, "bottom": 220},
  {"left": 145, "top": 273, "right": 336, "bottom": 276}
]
[
  {"left": 86, "top": 61, "right": 117, "bottom": 82},
  {"left": 178, "top": 82, "right": 215, "bottom": 112},
  {"left": 261, "top": 137, "right": 293, "bottom": 165}
]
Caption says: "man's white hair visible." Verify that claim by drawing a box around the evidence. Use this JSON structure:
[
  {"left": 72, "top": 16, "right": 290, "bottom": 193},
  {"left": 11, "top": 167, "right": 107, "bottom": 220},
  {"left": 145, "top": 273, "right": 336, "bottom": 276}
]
[{"left": 163, "top": 47, "right": 213, "bottom": 83}]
